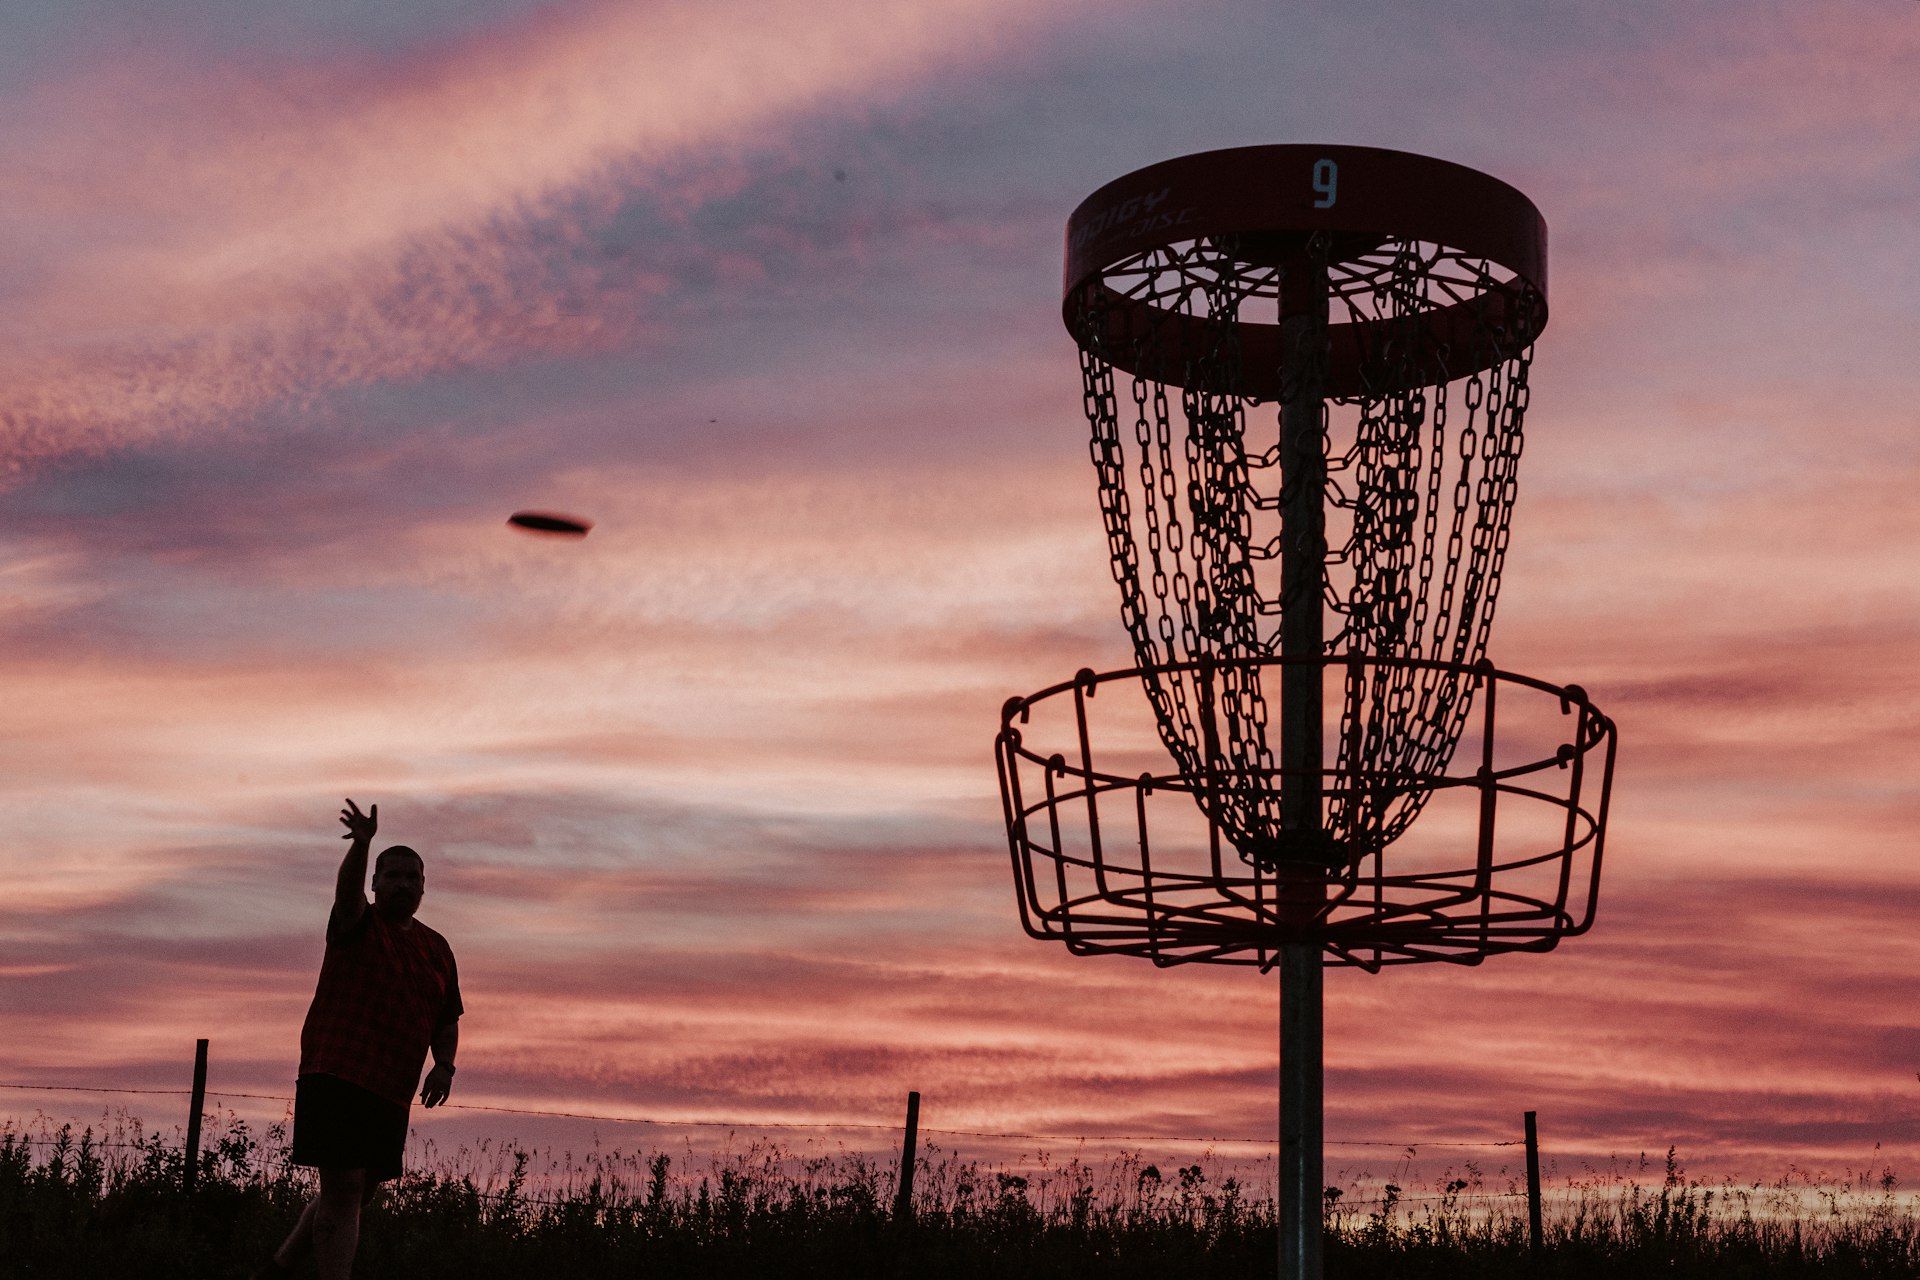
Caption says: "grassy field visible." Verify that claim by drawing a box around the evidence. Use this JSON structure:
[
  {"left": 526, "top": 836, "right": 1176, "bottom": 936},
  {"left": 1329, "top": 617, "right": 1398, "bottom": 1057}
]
[{"left": 4, "top": 1113, "right": 1920, "bottom": 1278}]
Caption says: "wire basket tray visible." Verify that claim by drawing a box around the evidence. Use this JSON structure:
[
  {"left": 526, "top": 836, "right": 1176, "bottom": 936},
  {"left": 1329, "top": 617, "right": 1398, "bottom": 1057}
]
[{"left": 996, "top": 655, "right": 1615, "bottom": 971}]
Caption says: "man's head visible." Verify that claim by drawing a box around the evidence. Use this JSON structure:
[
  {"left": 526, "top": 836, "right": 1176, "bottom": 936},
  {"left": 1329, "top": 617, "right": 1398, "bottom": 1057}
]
[{"left": 371, "top": 845, "right": 425, "bottom": 921}]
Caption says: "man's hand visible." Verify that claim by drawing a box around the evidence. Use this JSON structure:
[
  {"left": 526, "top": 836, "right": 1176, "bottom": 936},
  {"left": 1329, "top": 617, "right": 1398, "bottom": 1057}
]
[
  {"left": 332, "top": 799, "right": 378, "bottom": 931},
  {"left": 341, "top": 798, "right": 378, "bottom": 843},
  {"left": 420, "top": 1062, "right": 455, "bottom": 1108}
]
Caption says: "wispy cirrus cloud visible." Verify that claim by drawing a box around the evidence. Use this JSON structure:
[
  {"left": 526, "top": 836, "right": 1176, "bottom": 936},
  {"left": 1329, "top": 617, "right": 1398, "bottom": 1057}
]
[{"left": 0, "top": 0, "right": 1074, "bottom": 467}]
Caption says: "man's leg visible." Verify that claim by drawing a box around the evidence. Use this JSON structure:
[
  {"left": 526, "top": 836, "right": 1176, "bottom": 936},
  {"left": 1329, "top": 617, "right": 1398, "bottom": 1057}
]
[
  {"left": 313, "top": 1166, "right": 367, "bottom": 1280},
  {"left": 270, "top": 1193, "right": 320, "bottom": 1268},
  {"left": 265, "top": 1174, "right": 382, "bottom": 1271}
]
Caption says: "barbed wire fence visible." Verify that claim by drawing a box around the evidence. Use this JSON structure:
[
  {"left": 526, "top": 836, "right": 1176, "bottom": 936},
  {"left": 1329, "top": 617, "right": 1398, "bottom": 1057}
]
[
  {"left": 0, "top": 1054, "right": 1553, "bottom": 1224},
  {"left": 12, "top": 1069, "right": 1913, "bottom": 1238},
  {"left": 0, "top": 1078, "right": 1519, "bottom": 1149}
]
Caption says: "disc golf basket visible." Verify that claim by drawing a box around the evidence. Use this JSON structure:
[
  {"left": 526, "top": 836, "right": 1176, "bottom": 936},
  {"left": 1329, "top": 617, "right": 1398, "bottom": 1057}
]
[{"left": 994, "top": 146, "right": 1616, "bottom": 1279}]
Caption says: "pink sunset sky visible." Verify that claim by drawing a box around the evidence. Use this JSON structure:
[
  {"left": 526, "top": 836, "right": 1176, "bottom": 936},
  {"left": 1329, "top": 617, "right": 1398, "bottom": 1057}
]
[{"left": 3, "top": 0, "right": 1919, "bottom": 1191}]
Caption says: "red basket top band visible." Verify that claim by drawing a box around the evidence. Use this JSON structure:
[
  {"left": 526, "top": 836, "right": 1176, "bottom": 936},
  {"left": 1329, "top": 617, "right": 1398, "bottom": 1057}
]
[{"left": 1062, "top": 145, "right": 1549, "bottom": 398}]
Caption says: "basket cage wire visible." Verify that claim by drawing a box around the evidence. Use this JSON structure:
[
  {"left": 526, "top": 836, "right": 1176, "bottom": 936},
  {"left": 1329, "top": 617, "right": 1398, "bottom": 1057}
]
[{"left": 996, "top": 654, "right": 1614, "bottom": 970}]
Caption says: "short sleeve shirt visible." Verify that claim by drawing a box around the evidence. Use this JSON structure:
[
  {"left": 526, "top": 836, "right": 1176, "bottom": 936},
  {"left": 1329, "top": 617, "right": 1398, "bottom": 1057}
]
[{"left": 298, "top": 906, "right": 463, "bottom": 1107}]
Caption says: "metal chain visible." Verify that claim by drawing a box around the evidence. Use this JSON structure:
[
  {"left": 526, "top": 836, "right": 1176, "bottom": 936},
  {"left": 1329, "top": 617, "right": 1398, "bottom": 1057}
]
[{"left": 1072, "top": 236, "right": 1537, "bottom": 864}]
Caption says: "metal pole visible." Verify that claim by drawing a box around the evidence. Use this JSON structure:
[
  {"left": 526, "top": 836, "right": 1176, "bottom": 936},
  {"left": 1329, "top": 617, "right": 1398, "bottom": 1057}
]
[
  {"left": 1279, "top": 945, "right": 1323, "bottom": 1277},
  {"left": 183, "top": 1038, "right": 208, "bottom": 1196},
  {"left": 1525, "top": 1110, "right": 1543, "bottom": 1261},
  {"left": 1276, "top": 248, "right": 1329, "bottom": 1280},
  {"left": 894, "top": 1090, "right": 921, "bottom": 1222}
]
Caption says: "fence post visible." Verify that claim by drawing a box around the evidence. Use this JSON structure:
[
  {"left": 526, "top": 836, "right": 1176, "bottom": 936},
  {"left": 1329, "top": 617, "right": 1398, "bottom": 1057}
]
[
  {"left": 184, "top": 1039, "right": 209, "bottom": 1195},
  {"left": 1524, "top": 1110, "right": 1543, "bottom": 1261},
  {"left": 893, "top": 1091, "right": 920, "bottom": 1222}
]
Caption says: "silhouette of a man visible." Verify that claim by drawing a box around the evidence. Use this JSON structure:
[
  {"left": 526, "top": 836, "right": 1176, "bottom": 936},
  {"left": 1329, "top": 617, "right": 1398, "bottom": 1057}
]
[{"left": 255, "top": 799, "right": 463, "bottom": 1280}]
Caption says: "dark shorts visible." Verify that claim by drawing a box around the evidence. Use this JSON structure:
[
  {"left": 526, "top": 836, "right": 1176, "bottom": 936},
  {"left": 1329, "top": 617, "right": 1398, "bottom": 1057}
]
[{"left": 291, "top": 1073, "right": 409, "bottom": 1182}]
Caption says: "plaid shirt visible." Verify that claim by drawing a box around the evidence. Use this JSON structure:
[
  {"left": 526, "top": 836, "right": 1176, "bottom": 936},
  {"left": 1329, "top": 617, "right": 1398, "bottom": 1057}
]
[{"left": 298, "top": 906, "right": 463, "bottom": 1107}]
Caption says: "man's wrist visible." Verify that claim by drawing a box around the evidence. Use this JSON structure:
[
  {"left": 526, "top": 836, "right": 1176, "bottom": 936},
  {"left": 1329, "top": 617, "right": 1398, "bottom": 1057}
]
[{"left": 433, "top": 1061, "right": 455, "bottom": 1074}]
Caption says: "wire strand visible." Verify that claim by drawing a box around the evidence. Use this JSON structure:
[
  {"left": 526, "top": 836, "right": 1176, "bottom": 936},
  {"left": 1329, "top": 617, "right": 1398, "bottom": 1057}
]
[{"left": 0, "top": 1081, "right": 1519, "bottom": 1150}]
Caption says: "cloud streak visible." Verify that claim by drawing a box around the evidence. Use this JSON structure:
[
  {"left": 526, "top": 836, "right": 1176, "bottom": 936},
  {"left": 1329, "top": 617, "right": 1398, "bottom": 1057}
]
[{"left": 0, "top": 0, "right": 1071, "bottom": 466}]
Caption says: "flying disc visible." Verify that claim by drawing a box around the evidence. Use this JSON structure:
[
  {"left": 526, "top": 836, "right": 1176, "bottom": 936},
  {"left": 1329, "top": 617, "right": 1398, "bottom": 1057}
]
[{"left": 507, "top": 511, "right": 593, "bottom": 536}]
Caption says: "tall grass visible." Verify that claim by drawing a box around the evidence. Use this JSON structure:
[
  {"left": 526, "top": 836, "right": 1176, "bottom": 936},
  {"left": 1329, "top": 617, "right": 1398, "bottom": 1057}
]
[{"left": 3, "top": 1112, "right": 1919, "bottom": 1278}]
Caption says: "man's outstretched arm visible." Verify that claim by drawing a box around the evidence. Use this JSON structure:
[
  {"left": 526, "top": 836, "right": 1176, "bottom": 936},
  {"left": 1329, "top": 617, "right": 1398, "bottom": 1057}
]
[{"left": 333, "top": 798, "right": 377, "bottom": 931}]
